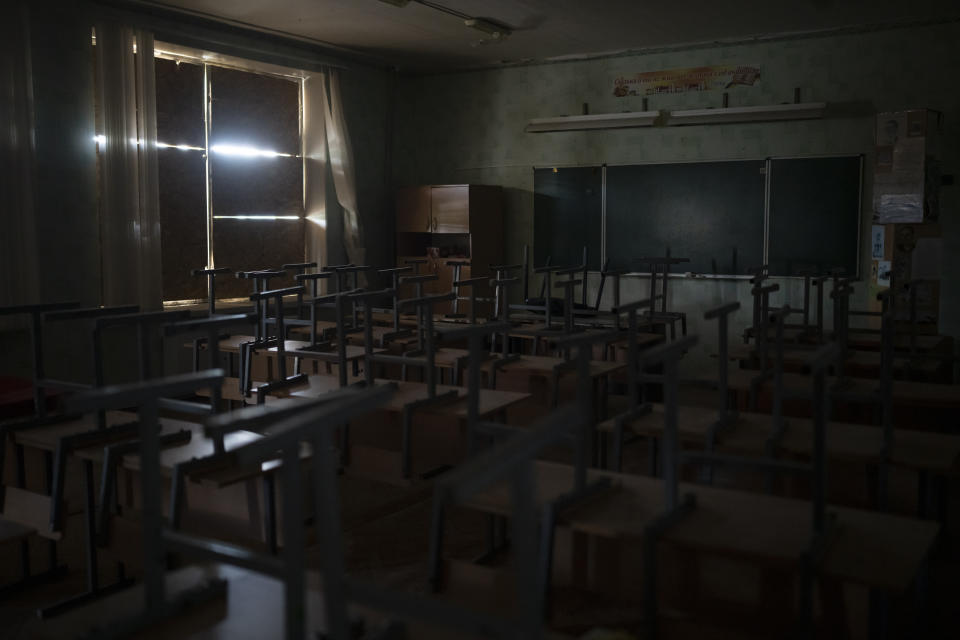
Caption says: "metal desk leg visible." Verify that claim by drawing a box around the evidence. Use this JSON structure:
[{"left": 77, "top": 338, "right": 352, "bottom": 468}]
[
  {"left": 428, "top": 501, "right": 445, "bottom": 592},
  {"left": 401, "top": 407, "right": 414, "bottom": 479},
  {"left": 340, "top": 423, "right": 351, "bottom": 467},
  {"left": 14, "top": 444, "right": 29, "bottom": 578},
  {"left": 37, "top": 460, "right": 131, "bottom": 618},
  {"left": 648, "top": 437, "right": 659, "bottom": 477},
  {"left": 918, "top": 470, "right": 929, "bottom": 519},
  {"left": 43, "top": 451, "right": 58, "bottom": 571},
  {"left": 263, "top": 473, "right": 278, "bottom": 556}
]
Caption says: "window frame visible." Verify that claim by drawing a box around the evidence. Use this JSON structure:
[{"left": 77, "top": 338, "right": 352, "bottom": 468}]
[{"left": 153, "top": 43, "right": 307, "bottom": 303}]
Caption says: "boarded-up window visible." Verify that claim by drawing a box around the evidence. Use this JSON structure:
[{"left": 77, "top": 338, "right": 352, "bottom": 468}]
[{"left": 155, "top": 58, "right": 303, "bottom": 301}]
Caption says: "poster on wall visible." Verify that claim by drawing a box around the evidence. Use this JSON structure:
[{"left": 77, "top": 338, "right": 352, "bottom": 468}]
[
  {"left": 871, "top": 225, "right": 885, "bottom": 259},
  {"left": 877, "top": 259, "right": 892, "bottom": 287},
  {"left": 613, "top": 65, "right": 761, "bottom": 97}
]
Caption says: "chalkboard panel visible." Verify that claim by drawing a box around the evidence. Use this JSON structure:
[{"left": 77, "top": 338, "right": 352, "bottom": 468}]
[
  {"left": 605, "top": 161, "right": 766, "bottom": 274},
  {"left": 768, "top": 156, "right": 862, "bottom": 277},
  {"left": 534, "top": 166, "right": 602, "bottom": 270}
]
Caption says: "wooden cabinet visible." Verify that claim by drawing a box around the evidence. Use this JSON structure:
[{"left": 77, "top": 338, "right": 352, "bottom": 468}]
[
  {"left": 396, "top": 185, "right": 472, "bottom": 234},
  {"left": 394, "top": 184, "right": 503, "bottom": 316},
  {"left": 396, "top": 186, "right": 432, "bottom": 233},
  {"left": 431, "top": 185, "right": 469, "bottom": 233}
]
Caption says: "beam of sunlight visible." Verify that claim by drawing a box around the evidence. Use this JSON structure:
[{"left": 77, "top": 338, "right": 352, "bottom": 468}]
[
  {"left": 305, "top": 215, "right": 327, "bottom": 229},
  {"left": 210, "top": 143, "right": 294, "bottom": 158},
  {"left": 157, "top": 142, "right": 205, "bottom": 151},
  {"left": 213, "top": 215, "right": 302, "bottom": 220},
  {"left": 94, "top": 136, "right": 205, "bottom": 152}
]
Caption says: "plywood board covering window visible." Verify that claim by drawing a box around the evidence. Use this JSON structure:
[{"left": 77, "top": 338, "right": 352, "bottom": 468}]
[{"left": 155, "top": 56, "right": 304, "bottom": 301}]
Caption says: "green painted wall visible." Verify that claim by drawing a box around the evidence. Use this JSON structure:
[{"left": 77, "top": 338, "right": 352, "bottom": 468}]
[{"left": 393, "top": 21, "right": 960, "bottom": 366}]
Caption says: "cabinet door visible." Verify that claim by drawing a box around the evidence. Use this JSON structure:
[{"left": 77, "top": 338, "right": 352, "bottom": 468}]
[
  {"left": 396, "top": 186, "right": 432, "bottom": 233},
  {"left": 431, "top": 185, "right": 470, "bottom": 234}
]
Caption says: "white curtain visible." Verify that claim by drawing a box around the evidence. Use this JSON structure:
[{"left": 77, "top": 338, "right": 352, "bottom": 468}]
[
  {"left": 0, "top": 1, "right": 39, "bottom": 323},
  {"left": 95, "top": 22, "right": 162, "bottom": 310},
  {"left": 303, "top": 73, "right": 329, "bottom": 283},
  {"left": 321, "top": 70, "right": 365, "bottom": 269}
]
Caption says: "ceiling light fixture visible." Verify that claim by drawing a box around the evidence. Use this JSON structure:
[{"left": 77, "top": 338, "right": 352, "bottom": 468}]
[
  {"left": 464, "top": 18, "right": 511, "bottom": 40},
  {"left": 376, "top": 0, "right": 511, "bottom": 39}
]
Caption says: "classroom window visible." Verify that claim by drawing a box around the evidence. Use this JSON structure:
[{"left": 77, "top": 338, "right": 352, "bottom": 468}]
[{"left": 154, "top": 52, "right": 304, "bottom": 302}]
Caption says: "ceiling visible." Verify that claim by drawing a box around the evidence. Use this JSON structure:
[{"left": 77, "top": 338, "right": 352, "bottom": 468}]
[{"left": 138, "top": 0, "right": 959, "bottom": 71}]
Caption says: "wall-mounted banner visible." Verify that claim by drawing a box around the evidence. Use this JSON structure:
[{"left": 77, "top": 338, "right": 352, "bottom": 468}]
[{"left": 613, "top": 65, "right": 761, "bottom": 97}]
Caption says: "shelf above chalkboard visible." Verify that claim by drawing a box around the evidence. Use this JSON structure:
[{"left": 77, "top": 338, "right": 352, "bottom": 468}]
[
  {"left": 667, "top": 102, "right": 825, "bottom": 125},
  {"left": 527, "top": 103, "right": 826, "bottom": 132},
  {"left": 526, "top": 110, "right": 659, "bottom": 132}
]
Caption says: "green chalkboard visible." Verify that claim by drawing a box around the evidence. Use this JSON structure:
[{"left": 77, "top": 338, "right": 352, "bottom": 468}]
[
  {"left": 534, "top": 157, "right": 861, "bottom": 278},
  {"left": 533, "top": 166, "right": 602, "bottom": 270},
  {"left": 767, "top": 156, "right": 862, "bottom": 277},
  {"left": 605, "top": 161, "right": 766, "bottom": 274}
]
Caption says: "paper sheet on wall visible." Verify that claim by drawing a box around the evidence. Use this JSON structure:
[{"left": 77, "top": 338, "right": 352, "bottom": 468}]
[
  {"left": 876, "top": 260, "right": 892, "bottom": 287},
  {"left": 871, "top": 225, "right": 885, "bottom": 259}
]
